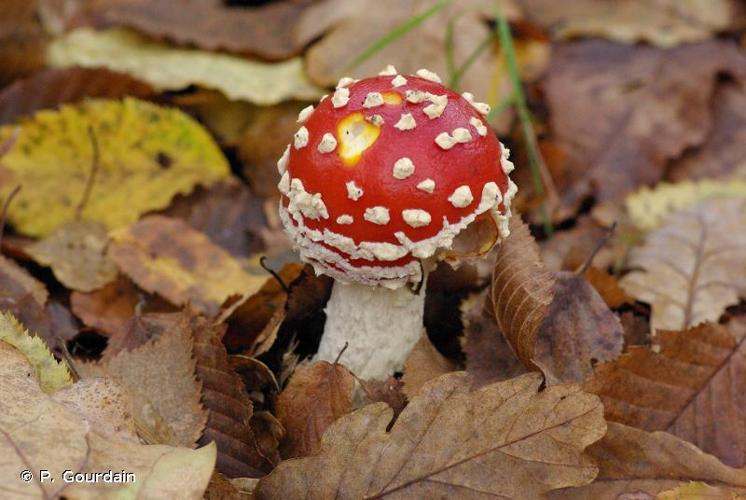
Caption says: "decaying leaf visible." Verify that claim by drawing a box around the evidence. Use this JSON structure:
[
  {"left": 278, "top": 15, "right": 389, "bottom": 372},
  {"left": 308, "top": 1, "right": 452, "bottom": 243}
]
[
  {"left": 0, "top": 0, "right": 47, "bottom": 87},
  {"left": 108, "top": 215, "right": 266, "bottom": 316},
  {"left": 276, "top": 360, "right": 355, "bottom": 459},
  {"left": 0, "top": 97, "right": 229, "bottom": 237},
  {"left": 27, "top": 220, "right": 118, "bottom": 292},
  {"left": 0, "top": 339, "right": 216, "bottom": 499},
  {"left": 256, "top": 372, "right": 605, "bottom": 499},
  {"left": 544, "top": 39, "right": 746, "bottom": 207},
  {"left": 626, "top": 178, "right": 746, "bottom": 230},
  {"left": 70, "top": 274, "right": 140, "bottom": 338},
  {"left": 0, "top": 67, "right": 154, "bottom": 125},
  {"left": 583, "top": 266, "right": 632, "bottom": 310},
  {"left": 620, "top": 197, "right": 746, "bottom": 332},
  {"left": 77, "top": 316, "right": 208, "bottom": 448},
  {"left": 540, "top": 216, "right": 614, "bottom": 272},
  {"left": 519, "top": 0, "right": 738, "bottom": 47},
  {"left": 585, "top": 321, "right": 746, "bottom": 468},
  {"left": 656, "top": 481, "right": 743, "bottom": 499},
  {"left": 48, "top": 28, "right": 324, "bottom": 105},
  {"left": 490, "top": 217, "right": 555, "bottom": 369},
  {"left": 550, "top": 423, "right": 746, "bottom": 499},
  {"left": 87, "top": 0, "right": 312, "bottom": 60},
  {"left": 535, "top": 272, "right": 624, "bottom": 384},
  {"left": 402, "top": 334, "right": 455, "bottom": 398}
]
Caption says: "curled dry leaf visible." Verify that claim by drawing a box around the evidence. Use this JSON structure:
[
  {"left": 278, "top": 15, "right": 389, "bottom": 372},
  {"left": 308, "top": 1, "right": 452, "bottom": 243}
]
[
  {"left": 108, "top": 215, "right": 266, "bottom": 316},
  {"left": 0, "top": 67, "right": 154, "bottom": 125},
  {"left": 0, "top": 97, "right": 229, "bottom": 237},
  {"left": 545, "top": 39, "right": 746, "bottom": 207},
  {"left": 402, "top": 334, "right": 455, "bottom": 398},
  {"left": 550, "top": 422, "right": 746, "bottom": 499},
  {"left": 27, "top": 220, "right": 118, "bottom": 293},
  {"left": 585, "top": 321, "right": 746, "bottom": 468},
  {"left": 275, "top": 360, "right": 355, "bottom": 459},
  {"left": 77, "top": 315, "right": 208, "bottom": 448},
  {"left": 535, "top": 272, "right": 624, "bottom": 384},
  {"left": 48, "top": 28, "right": 324, "bottom": 106},
  {"left": 256, "top": 372, "right": 605, "bottom": 499},
  {"left": 620, "top": 197, "right": 746, "bottom": 332},
  {"left": 490, "top": 217, "right": 555, "bottom": 369}
]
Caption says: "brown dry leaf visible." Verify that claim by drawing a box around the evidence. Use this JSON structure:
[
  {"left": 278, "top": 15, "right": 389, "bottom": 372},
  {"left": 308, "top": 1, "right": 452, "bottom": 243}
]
[
  {"left": 0, "top": 67, "right": 153, "bottom": 125},
  {"left": 0, "top": 0, "right": 47, "bottom": 87},
  {"left": 657, "top": 481, "right": 744, "bottom": 499},
  {"left": 359, "top": 377, "right": 408, "bottom": 417},
  {"left": 584, "top": 266, "right": 632, "bottom": 309},
  {"left": 669, "top": 82, "right": 746, "bottom": 183},
  {"left": 0, "top": 341, "right": 216, "bottom": 499},
  {"left": 108, "top": 215, "right": 266, "bottom": 316},
  {"left": 70, "top": 274, "right": 139, "bottom": 338},
  {"left": 461, "top": 289, "right": 526, "bottom": 386},
  {"left": 519, "top": 0, "right": 739, "bottom": 47},
  {"left": 402, "top": 334, "right": 455, "bottom": 398},
  {"left": 87, "top": 0, "right": 312, "bottom": 60},
  {"left": 535, "top": 272, "right": 624, "bottom": 385},
  {"left": 256, "top": 372, "right": 605, "bottom": 499},
  {"left": 620, "top": 197, "right": 746, "bottom": 332},
  {"left": 77, "top": 316, "right": 208, "bottom": 448},
  {"left": 584, "top": 321, "right": 746, "bottom": 468},
  {"left": 27, "top": 220, "right": 118, "bottom": 293},
  {"left": 0, "top": 254, "right": 54, "bottom": 346},
  {"left": 490, "top": 217, "right": 555, "bottom": 369},
  {"left": 190, "top": 312, "right": 277, "bottom": 477},
  {"left": 540, "top": 216, "right": 614, "bottom": 272},
  {"left": 544, "top": 39, "right": 746, "bottom": 207},
  {"left": 276, "top": 360, "right": 355, "bottom": 459},
  {"left": 550, "top": 423, "right": 746, "bottom": 499}
]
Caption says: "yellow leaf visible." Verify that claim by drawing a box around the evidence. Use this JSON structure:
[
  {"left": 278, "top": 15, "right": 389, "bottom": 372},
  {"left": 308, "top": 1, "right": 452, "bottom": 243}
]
[
  {"left": 47, "top": 27, "right": 324, "bottom": 105},
  {"left": 625, "top": 179, "right": 746, "bottom": 230},
  {"left": 0, "top": 311, "right": 72, "bottom": 394},
  {"left": 0, "top": 97, "right": 230, "bottom": 237}
]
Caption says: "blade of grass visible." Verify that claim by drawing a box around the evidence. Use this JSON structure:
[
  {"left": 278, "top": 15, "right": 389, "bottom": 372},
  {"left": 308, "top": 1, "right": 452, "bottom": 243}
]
[
  {"left": 345, "top": 0, "right": 453, "bottom": 71},
  {"left": 449, "top": 31, "right": 495, "bottom": 90},
  {"left": 444, "top": 11, "right": 463, "bottom": 85},
  {"left": 495, "top": 6, "right": 557, "bottom": 235}
]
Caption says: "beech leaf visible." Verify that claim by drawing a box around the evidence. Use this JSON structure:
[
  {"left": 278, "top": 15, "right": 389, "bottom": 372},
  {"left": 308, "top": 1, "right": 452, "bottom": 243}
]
[{"left": 256, "top": 372, "right": 606, "bottom": 499}]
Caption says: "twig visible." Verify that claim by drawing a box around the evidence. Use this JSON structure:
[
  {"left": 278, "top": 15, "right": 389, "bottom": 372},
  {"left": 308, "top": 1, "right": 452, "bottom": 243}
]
[
  {"left": 576, "top": 221, "right": 618, "bottom": 275},
  {"left": 75, "top": 126, "right": 100, "bottom": 220},
  {"left": 259, "top": 256, "right": 290, "bottom": 294},
  {"left": 0, "top": 185, "right": 21, "bottom": 251},
  {"left": 333, "top": 341, "right": 349, "bottom": 365}
]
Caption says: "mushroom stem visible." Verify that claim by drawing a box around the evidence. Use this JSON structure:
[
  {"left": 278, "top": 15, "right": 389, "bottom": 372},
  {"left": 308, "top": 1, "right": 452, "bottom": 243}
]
[{"left": 316, "top": 277, "right": 428, "bottom": 380}]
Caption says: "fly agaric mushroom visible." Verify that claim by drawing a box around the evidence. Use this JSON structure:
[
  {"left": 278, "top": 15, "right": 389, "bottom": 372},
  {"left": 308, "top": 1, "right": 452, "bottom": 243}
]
[{"left": 277, "top": 67, "right": 517, "bottom": 380}]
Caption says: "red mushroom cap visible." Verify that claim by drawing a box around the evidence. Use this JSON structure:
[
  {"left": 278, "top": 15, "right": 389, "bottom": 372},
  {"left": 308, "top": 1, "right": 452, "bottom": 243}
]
[{"left": 278, "top": 67, "right": 517, "bottom": 288}]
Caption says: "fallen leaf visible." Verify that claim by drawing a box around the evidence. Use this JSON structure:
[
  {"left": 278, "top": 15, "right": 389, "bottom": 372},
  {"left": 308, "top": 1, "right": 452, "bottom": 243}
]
[
  {"left": 583, "top": 266, "right": 632, "bottom": 309},
  {"left": 535, "top": 272, "right": 624, "bottom": 384},
  {"left": 620, "top": 197, "right": 746, "bottom": 332},
  {"left": 673, "top": 82, "right": 746, "bottom": 184},
  {"left": 402, "top": 334, "right": 455, "bottom": 398},
  {"left": 544, "top": 39, "right": 746, "bottom": 207},
  {"left": 0, "top": 97, "right": 230, "bottom": 237},
  {"left": 550, "top": 423, "right": 746, "bottom": 499},
  {"left": 0, "top": 338, "right": 216, "bottom": 499},
  {"left": 191, "top": 312, "right": 277, "bottom": 477},
  {"left": 87, "top": 0, "right": 312, "bottom": 60},
  {"left": 0, "top": 67, "right": 154, "bottom": 125},
  {"left": 540, "top": 216, "right": 615, "bottom": 272},
  {"left": 102, "top": 310, "right": 181, "bottom": 359},
  {"left": 48, "top": 27, "right": 324, "bottom": 105},
  {"left": 626, "top": 178, "right": 746, "bottom": 230},
  {"left": 204, "top": 472, "right": 255, "bottom": 500},
  {"left": 77, "top": 315, "right": 208, "bottom": 448},
  {"left": 519, "top": 0, "right": 739, "bottom": 47},
  {"left": 0, "top": 0, "right": 47, "bottom": 87},
  {"left": 70, "top": 274, "right": 140, "bottom": 338},
  {"left": 276, "top": 360, "right": 355, "bottom": 459},
  {"left": 108, "top": 215, "right": 266, "bottom": 316},
  {"left": 461, "top": 289, "right": 526, "bottom": 386},
  {"left": 490, "top": 217, "right": 555, "bottom": 369},
  {"left": 359, "top": 377, "right": 408, "bottom": 417},
  {"left": 256, "top": 372, "right": 605, "bottom": 499},
  {"left": 585, "top": 321, "right": 746, "bottom": 467},
  {"left": 27, "top": 220, "right": 118, "bottom": 292}
]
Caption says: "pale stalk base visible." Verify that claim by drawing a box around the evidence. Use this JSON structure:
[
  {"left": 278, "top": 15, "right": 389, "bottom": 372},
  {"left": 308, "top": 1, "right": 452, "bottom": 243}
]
[{"left": 316, "top": 279, "right": 427, "bottom": 381}]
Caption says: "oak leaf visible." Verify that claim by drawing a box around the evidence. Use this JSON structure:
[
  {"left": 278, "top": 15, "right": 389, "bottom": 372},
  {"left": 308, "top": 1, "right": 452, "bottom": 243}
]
[
  {"left": 620, "top": 197, "right": 746, "bottom": 332},
  {"left": 0, "top": 338, "right": 216, "bottom": 499},
  {"left": 48, "top": 28, "right": 324, "bottom": 105},
  {"left": 0, "top": 97, "right": 229, "bottom": 237},
  {"left": 276, "top": 360, "right": 355, "bottom": 459},
  {"left": 585, "top": 321, "right": 746, "bottom": 468},
  {"left": 108, "top": 215, "right": 266, "bottom": 316},
  {"left": 256, "top": 372, "right": 606, "bottom": 499},
  {"left": 550, "top": 423, "right": 746, "bottom": 499},
  {"left": 490, "top": 217, "right": 555, "bottom": 369}
]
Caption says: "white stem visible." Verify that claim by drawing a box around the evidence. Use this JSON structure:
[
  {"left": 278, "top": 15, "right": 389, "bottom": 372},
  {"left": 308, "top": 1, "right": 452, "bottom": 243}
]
[{"left": 316, "top": 278, "right": 427, "bottom": 380}]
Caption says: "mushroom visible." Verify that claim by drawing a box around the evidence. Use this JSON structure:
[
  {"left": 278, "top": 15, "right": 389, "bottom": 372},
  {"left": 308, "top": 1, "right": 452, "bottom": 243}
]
[{"left": 277, "top": 68, "right": 516, "bottom": 380}]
